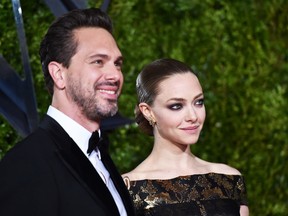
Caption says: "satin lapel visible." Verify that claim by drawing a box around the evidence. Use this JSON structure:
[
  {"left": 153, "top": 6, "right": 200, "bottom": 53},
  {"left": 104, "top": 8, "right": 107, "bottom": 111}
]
[
  {"left": 101, "top": 150, "right": 136, "bottom": 216},
  {"left": 39, "top": 115, "right": 120, "bottom": 216}
]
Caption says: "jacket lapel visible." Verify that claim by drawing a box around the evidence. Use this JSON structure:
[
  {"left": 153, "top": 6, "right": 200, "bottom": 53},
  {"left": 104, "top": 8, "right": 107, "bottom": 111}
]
[
  {"left": 39, "top": 115, "right": 120, "bottom": 215},
  {"left": 101, "top": 149, "right": 135, "bottom": 216}
]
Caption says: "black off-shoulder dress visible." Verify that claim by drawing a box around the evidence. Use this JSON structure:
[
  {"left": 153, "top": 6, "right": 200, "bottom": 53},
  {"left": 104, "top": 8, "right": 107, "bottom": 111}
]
[{"left": 125, "top": 173, "right": 248, "bottom": 216}]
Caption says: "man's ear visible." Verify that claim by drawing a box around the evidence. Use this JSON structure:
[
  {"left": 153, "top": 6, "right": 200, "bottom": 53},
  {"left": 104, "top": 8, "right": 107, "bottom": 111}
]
[{"left": 48, "top": 61, "right": 65, "bottom": 90}]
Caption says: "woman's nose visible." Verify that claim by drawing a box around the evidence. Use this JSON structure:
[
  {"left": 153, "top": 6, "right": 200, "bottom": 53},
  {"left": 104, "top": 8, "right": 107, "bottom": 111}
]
[{"left": 185, "top": 108, "right": 198, "bottom": 122}]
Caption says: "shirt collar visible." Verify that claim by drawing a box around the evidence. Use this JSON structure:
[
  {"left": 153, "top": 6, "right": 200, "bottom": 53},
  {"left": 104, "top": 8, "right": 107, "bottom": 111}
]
[{"left": 47, "top": 105, "right": 98, "bottom": 156}]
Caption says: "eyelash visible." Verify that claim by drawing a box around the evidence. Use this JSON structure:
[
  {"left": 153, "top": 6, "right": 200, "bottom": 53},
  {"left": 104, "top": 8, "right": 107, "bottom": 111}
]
[
  {"left": 92, "top": 59, "right": 103, "bottom": 65},
  {"left": 195, "top": 98, "right": 204, "bottom": 106},
  {"left": 115, "top": 61, "right": 123, "bottom": 69},
  {"left": 168, "top": 103, "right": 182, "bottom": 110}
]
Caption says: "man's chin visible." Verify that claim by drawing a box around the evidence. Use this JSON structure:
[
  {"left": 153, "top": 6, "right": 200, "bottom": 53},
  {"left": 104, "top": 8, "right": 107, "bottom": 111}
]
[{"left": 98, "top": 105, "right": 118, "bottom": 119}]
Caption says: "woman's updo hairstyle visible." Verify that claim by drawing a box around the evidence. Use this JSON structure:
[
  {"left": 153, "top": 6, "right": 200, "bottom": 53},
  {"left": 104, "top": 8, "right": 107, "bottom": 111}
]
[{"left": 135, "top": 58, "right": 195, "bottom": 135}]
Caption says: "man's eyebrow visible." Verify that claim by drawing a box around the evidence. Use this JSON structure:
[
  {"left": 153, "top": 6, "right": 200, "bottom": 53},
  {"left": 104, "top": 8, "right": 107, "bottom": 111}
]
[
  {"left": 115, "top": 56, "right": 124, "bottom": 62},
  {"left": 88, "top": 54, "right": 109, "bottom": 59},
  {"left": 88, "top": 54, "right": 123, "bottom": 62}
]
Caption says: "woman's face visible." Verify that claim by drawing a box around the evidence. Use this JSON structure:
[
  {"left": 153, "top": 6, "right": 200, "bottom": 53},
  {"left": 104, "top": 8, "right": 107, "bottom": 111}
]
[{"left": 150, "top": 72, "right": 206, "bottom": 146}]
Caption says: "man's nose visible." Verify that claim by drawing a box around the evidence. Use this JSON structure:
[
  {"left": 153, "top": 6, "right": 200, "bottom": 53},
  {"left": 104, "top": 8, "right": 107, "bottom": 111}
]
[{"left": 104, "top": 63, "right": 122, "bottom": 81}]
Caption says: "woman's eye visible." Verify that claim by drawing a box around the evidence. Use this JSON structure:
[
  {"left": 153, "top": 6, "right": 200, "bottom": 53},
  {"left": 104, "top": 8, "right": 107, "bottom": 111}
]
[
  {"left": 168, "top": 103, "right": 182, "bottom": 110},
  {"left": 195, "top": 99, "right": 204, "bottom": 106}
]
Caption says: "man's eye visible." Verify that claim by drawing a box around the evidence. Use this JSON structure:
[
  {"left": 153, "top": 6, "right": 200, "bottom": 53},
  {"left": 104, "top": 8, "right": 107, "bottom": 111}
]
[
  {"left": 115, "top": 61, "right": 123, "bottom": 69},
  {"left": 92, "top": 60, "right": 103, "bottom": 65}
]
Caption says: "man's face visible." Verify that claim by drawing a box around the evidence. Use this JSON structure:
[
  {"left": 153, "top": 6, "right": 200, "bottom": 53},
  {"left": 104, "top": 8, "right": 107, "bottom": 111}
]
[{"left": 65, "top": 27, "right": 123, "bottom": 121}]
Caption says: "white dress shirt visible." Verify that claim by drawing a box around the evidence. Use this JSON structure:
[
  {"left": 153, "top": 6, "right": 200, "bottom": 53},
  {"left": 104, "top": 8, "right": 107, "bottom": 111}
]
[{"left": 47, "top": 106, "right": 127, "bottom": 216}]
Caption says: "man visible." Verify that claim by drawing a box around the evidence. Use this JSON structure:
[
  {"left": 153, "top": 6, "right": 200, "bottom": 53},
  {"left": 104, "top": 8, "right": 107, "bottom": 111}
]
[{"left": 0, "top": 8, "right": 135, "bottom": 216}]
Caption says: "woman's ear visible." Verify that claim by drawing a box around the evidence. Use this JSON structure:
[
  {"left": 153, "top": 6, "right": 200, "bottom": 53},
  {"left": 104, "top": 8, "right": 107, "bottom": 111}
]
[
  {"left": 139, "top": 103, "right": 151, "bottom": 119},
  {"left": 48, "top": 61, "right": 65, "bottom": 90},
  {"left": 139, "top": 103, "right": 156, "bottom": 122}
]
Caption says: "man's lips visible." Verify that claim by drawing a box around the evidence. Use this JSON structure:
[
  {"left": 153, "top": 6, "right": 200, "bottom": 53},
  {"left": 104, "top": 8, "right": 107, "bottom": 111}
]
[
  {"left": 98, "top": 89, "right": 117, "bottom": 95},
  {"left": 97, "top": 85, "right": 119, "bottom": 100}
]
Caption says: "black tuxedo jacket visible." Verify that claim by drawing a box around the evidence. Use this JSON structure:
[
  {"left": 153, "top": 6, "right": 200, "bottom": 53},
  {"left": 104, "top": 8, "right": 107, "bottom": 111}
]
[{"left": 0, "top": 115, "right": 135, "bottom": 216}]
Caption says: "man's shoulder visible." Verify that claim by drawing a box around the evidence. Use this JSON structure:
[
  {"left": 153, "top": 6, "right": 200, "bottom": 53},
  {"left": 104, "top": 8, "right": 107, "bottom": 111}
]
[{"left": 1, "top": 127, "right": 56, "bottom": 164}]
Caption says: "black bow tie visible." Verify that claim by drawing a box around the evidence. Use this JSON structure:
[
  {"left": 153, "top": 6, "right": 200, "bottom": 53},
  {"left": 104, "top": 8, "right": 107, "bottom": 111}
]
[{"left": 87, "top": 131, "right": 103, "bottom": 155}]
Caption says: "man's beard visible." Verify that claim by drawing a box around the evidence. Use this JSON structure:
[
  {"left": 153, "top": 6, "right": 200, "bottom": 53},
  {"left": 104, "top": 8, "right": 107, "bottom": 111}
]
[{"left": 67, "top": 81, "right": 118, "bottom": 121}]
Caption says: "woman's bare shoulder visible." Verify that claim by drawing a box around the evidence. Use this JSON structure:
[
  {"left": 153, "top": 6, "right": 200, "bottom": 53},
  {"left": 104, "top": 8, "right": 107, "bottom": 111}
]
[
  {"left": 121, "top": 167, "right": 151, "bottom": 189},
  {"left": 121, "top": 171, "right": 135, "bottom": 180},
  {"left": 196, "top": 158, "right": 242, "bottom": 175},
  {"left": 122, "top": 166, "right": 151, "bottom": 181},
  {"left": 209, "top": 162, "right": 242, "bottom": 175}
]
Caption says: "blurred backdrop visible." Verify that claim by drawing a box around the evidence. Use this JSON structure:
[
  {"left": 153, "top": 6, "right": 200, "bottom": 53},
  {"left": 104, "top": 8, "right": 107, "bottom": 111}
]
[{"left": 0, "top": 0, "right": 287, "bottom": 215}]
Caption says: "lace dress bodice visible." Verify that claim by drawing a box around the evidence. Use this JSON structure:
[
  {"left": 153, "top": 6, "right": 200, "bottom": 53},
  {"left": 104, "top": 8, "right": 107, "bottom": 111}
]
[{"left": 124, "top": 173, "right": 248, "bottom": 216}]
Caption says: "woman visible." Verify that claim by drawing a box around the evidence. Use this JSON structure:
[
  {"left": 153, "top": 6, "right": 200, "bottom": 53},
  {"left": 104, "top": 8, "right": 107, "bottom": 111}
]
[{"left": 122, "top": 58, "right": 249, "bottom": 216}]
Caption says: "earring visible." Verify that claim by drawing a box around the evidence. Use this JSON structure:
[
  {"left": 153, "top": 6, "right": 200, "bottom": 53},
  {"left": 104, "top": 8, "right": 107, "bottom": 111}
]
[{"left": 148, "top": 118, "right": 156, "bottom": 127}]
